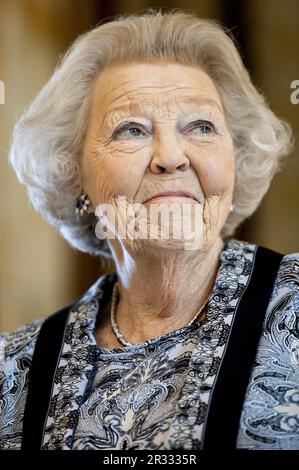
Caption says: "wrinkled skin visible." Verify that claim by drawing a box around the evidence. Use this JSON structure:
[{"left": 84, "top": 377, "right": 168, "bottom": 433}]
[{"left": 81, "top": 62, "right": 235, "bottom": 347}]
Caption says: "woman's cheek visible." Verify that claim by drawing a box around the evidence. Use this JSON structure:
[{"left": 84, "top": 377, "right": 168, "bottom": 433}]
[
  {"left": 195, "top": 143, "right": 234, "bottom": 195},
  {"left": 192, "top": 161, "right": 224, "bottom": 196},
  {"left": 95, "top": 150, "right": 145, "bottom": 203}
]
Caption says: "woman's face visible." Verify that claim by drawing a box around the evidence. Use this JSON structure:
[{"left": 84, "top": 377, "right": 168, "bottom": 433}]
[{"left": 82, "top": 61, "right": 235, "bottom": 255}]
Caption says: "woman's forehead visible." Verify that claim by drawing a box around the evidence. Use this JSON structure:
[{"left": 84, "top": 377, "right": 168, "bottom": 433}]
[{"left": 91, "top": 62, "right": 223, "bottom": 117}]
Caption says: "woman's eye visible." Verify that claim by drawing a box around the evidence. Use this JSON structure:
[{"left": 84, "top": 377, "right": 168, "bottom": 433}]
[
  {"left": 113, "top": 123, "right": 145, "bottom": 139},
  {"left": 188, "top": 120, "right": 216, "bottom": 135}
]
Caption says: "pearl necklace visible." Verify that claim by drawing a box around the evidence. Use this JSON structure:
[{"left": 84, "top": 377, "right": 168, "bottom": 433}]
[{"left": 110, "top": 282, "right": 209, "bottom": 347}]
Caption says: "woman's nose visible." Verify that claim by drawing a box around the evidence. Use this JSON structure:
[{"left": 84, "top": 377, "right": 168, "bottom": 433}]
[{"left": 149, "top": 134, "right": 190, "bottom": 174}]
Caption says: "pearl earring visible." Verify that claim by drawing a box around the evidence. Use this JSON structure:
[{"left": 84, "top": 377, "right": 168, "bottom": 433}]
[
  {"left": 230, "top": 203, "right": 235, "bottom": 213},
  {"left": 75, "top": 192, "right": 90, "bottom": 215}
]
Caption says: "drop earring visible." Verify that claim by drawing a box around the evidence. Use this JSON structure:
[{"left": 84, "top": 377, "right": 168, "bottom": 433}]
[
  {"left": 230, "top": 203, "right": 235, "bottom": 213},
  {"left": 75, "top": 192, "right": 90, "bottom": 215}
]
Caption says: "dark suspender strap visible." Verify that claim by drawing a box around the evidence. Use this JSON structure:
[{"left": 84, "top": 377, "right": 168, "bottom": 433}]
[
  {"left": 21, "top": 306, "right": 70, "bottom": 450},
  {"left": 201, "top": 245, "right": 283, "bottom": 450}
]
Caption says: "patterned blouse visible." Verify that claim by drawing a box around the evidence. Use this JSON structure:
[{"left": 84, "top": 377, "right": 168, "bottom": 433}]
[{"left": 1, "top": 239, "right": 299, "bottom": 450}]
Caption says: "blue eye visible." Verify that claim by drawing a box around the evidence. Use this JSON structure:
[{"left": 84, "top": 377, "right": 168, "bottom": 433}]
[
  {"left": 129, "top": 128, "right": 142, "bottom": 137},
  {"left": 113, "top": 123, "right": 145, "bottom": 139},
  {"left": 188, "top": 120, "right": 216, "bottom": 135},
  {"left": 198, "top": 125, "right": 212, "bottom": 134}
]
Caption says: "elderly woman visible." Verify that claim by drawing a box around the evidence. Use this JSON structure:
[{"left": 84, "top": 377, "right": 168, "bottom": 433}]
[{"left": 1, "top": 10, "right": 298, "bottom": 452}]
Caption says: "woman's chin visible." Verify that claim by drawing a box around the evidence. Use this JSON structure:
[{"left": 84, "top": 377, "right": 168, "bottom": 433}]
[{"left": 126, "top": 233, "right": 204, "bottom": 254}]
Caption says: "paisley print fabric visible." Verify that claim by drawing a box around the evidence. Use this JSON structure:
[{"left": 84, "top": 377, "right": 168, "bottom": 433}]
[
  {"left": 0, "top": 239, "right": 298, "bottom": 450},
  {"left": 0, "top": 318, "right": 43, "bottom": 449}
]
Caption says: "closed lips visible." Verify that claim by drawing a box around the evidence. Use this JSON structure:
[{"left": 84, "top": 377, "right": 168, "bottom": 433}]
[{"left": 144, "top": 191, "right": 198, "bottom": 203}]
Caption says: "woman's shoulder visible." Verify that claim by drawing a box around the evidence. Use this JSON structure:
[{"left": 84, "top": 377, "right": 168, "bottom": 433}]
[
  {"left": 254, "top": 240, "right": 299, "bottom": 287},
  {"left": 264, "top": 248, "right": 299, "bottom": 319},
  {"left": 0, "top": 316, "right": 46, "bottom": 363},
  {"left": 281, "top": 250, "right": 299, "bottom": 263},
  {"left": 226, "top": 238, "right": 299, "bottom": 292},
  {"left": 0, "top": 317, "right": 49, "bottom": 449},
  {"left": 276, "top": 250, "right": 299, "bottom": 286},
  {"left": 229, "top": 238, "right": 299, "bottom": 269}
]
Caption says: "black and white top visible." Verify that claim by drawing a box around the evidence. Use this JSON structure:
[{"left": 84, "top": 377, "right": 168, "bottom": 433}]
[{"left": 1, "top": 239, "right": 299, "bottom": 450}]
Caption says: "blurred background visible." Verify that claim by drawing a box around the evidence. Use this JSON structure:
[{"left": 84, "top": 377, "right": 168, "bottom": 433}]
[{"left": 0, "top": 0, "right": 298, "bottom": 331}]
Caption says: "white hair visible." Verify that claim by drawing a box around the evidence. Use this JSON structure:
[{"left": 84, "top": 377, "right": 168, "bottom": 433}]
[{"left": 8, "top": 9, "right": 293, "bottom": 257}]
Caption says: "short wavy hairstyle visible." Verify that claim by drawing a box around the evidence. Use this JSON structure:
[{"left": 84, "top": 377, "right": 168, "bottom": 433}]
[{"left": 8, "top": 9, "right": 293, "bottom": 257}]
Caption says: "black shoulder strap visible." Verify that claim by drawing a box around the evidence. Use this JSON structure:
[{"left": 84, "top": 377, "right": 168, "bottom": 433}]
[
  {"left": 21, "top": 306, "right": 70, "bottom": 450},
  {"left": 201, "top": 245, "right": 283, "bottom": 450}
]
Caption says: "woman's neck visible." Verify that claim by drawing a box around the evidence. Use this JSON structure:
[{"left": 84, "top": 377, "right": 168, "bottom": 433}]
[{"left": 106, "top": 237, "right": 224, "bottom": 345}]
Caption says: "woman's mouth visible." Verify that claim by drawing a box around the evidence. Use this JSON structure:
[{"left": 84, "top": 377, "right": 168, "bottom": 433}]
[{"left": 143, "top": 191, "right": 198, "bottom": 203}]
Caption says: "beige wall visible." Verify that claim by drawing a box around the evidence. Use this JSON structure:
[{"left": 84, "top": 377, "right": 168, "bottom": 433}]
[
  {"left": 0, "top": 0, "right": 96, "bottom": 331},
  {"left": 240, "top": 0, "right": 299, "bottom": 253}
]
